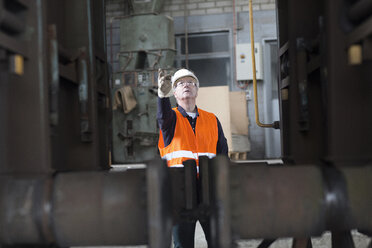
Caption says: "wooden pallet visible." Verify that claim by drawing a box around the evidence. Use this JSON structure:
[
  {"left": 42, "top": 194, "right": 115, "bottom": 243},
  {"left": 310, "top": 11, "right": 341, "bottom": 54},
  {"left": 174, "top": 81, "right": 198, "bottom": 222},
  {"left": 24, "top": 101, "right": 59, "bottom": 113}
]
[{"left": 228, "top": 152, "right": 247, "bottom": 160}]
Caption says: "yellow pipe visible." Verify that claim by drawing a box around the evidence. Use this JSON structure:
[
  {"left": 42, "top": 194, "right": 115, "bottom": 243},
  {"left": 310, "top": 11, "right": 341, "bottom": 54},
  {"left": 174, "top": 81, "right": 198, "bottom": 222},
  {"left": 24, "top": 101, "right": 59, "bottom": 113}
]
[{"left": 249, "top": 0, "right": 276, "bottom": 128}]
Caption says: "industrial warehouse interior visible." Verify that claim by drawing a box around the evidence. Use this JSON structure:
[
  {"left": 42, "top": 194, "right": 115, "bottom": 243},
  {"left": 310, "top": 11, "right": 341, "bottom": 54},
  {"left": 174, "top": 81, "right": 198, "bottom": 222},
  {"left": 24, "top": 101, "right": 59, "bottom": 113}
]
[{"left": 0, "top": 0, "right": 371, "bottom": 248}]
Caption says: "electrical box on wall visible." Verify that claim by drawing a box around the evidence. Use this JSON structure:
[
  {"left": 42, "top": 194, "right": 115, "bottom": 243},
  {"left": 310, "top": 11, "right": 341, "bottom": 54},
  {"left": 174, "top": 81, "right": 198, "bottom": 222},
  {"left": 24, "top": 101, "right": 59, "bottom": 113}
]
[{"left": 236, "top": 43, "right": 263, "bottom": 80}]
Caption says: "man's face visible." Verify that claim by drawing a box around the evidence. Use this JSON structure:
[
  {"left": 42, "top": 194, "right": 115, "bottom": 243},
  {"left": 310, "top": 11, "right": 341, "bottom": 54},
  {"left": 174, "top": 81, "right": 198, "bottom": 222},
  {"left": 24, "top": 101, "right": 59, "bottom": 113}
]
[{"left": 173, "top": 76, "right": 198, "bottom": 101}]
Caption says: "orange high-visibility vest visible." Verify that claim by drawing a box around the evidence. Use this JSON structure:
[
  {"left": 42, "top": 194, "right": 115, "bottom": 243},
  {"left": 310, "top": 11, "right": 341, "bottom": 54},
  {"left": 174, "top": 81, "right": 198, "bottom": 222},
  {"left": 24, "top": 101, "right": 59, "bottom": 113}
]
[{"left": 158, "top": 108, "right": 218, "bottom": 168}]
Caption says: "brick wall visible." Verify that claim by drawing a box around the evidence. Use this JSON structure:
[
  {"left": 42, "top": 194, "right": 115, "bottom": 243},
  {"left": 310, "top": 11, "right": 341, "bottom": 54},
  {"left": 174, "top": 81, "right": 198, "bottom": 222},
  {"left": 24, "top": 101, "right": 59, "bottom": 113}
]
[
  {"left": 105, "top": 0, "right": 276, "bottom": 18},
  {"left": 162, "top": 0, "right": 276, "bottom": 17}
]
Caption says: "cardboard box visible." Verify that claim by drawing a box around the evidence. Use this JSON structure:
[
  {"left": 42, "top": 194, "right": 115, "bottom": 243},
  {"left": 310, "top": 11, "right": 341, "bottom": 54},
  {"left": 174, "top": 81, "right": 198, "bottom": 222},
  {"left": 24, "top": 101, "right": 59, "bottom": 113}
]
[{"left": 196, "top": 86, "right": 232, "bottom": 150}]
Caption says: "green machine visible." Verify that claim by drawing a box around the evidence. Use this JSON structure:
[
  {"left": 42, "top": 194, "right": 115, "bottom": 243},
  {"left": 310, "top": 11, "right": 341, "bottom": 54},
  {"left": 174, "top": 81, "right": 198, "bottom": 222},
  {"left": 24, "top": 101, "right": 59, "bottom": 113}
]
[{"left": 112, "top": 0, "right": 176, "bottom": 163}]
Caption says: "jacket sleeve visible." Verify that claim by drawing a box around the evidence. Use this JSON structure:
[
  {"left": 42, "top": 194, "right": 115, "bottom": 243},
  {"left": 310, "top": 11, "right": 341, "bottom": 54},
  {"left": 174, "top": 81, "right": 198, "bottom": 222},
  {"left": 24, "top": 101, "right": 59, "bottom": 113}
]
[
  {"left": 157, "top": 97, "right": 176, "bottom": 147},
  {"left": 216, "top": 117, "right": 228, "bottom": 155}
]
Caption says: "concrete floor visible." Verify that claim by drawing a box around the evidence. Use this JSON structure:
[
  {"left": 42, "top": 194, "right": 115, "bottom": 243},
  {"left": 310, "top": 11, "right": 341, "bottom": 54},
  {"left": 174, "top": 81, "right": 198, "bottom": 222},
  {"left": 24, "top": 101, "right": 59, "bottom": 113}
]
[
  {"left": 110, "top": 222, "right": 370, "bottom": 248},
  {"left": 195, "top": 222, "right": 371, "bottom": 248}
]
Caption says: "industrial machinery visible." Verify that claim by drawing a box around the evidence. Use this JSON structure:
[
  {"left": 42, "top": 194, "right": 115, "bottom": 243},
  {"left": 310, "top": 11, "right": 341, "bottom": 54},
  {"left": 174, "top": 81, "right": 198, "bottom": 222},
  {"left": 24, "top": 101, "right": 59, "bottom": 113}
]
[
  {"left": 276, "top": 0, "right": 372, "bottom": 166},
  {"left": 0, "top": 0, "right": 173, "bottom": 247},
  {"left": 205, "top": 0, "right": 372, "bottom": 247},
  {"left": 111, "top": 0, "right": 176, "bottom": 163},
  {"left": 1, "top": 0, "right": 372, "bottom": 247}
]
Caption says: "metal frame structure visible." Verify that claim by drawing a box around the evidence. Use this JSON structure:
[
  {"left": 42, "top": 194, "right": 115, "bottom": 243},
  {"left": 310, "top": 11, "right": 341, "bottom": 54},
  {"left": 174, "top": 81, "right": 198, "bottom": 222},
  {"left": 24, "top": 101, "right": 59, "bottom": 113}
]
[
  {"left": 277, "top": 0, "right": 372, "bottom": 166},
  {"left": 1, "top": 0, "right": 371, "bottom": 247}
]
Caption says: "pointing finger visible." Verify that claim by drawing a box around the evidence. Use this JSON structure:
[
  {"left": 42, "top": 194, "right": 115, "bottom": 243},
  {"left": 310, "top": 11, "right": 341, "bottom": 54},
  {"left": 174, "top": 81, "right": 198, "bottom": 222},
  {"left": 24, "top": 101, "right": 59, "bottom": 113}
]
[{"left": 158, "top": 68, "right": 164, "bottom": 78}]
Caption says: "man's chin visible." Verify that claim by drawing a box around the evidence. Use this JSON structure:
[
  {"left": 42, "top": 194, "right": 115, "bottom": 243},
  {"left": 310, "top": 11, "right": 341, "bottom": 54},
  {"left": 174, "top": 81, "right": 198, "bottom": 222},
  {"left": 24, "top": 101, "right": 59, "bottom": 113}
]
[{"left": 180, "top": 95, "right": 195, "bottom": 100}]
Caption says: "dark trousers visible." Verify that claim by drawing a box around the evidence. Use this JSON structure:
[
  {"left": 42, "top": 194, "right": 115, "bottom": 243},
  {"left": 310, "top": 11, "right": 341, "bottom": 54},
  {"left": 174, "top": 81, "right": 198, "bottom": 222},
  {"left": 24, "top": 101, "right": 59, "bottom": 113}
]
[{"left": 172, "top": 220, "right": 211, "bottom": 248}]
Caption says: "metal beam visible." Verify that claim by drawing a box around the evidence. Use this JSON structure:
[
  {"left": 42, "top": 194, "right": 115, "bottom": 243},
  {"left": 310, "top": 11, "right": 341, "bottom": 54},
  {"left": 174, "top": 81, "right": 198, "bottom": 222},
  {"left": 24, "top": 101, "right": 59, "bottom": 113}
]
[
  {"left": 209, "top": 156, "right": 372, "bottom": 246},
  {"left": 0, "top": 158, "right": 172, "bottom": 247}
]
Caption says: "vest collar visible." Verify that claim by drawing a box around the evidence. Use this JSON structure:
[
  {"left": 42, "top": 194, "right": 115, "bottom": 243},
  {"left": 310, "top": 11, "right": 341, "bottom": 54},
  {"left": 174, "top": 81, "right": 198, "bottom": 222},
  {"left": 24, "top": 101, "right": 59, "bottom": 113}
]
[{"left": 177, "top": 105, "right": 200, "bottom": 118}]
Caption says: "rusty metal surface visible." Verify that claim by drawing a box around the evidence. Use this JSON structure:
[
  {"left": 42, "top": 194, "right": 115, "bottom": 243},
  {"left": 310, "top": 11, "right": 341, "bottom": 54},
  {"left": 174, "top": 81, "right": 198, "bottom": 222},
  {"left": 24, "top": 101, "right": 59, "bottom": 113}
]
[
  {"left": 326, "top": 0, "right": 372, "bottom": 165},
  {"left": 230, "top": 164, "right": 325, "bottom": 239},
  {"left": 4, "top": 158, "right": 372, "bottom": 247},
  {"left": 276, "top": 0, "right": 372, "bottom": 165},
  {"left": 0, "top": 0, "right": 52, "bottom": 174},
  {"left": 146, "top": 158, "right": 172, "bottom": 248},
  {"left": 46, "top": 0, "right": 110, "bottom": 171},
  {"left": 0, "top": 161, "right": 173, "bottom": 247},
  {"left": 169, "top": 167, "right": 187, "bottom": 223},
  {"left": 184, "top": 160, "right": 198, "bottom": 210},
  {"left": 168, "top": 162, "right": 199, "bottom": 223},
  {"left": 53, "top": 170, "right": 148, "bottom": 246},
  {"left": 168, "top": 160, "right": 209, "bottom": 224},
  {"left": 1, "top": 1, "right": 372, "bottom": 247},
  {"left": 208, "top": 156, "right": 372, "bottom": 244},
  {"left": 276, "top": 0, "right": 326, "bottom": 164},
  {"left": 209, "top": 156, "right": 232, "bottom": 248},
  {"left": 0, "top": 176, "right": 53, "bottom": 244},
  {"left": 341, "top": 166, "right": 372, "bottom": 232},
  {"left": 0, "top": 0, "right": 111, "bottom": 173},
  {"left": 199, "top": 156, "right": 211, "bottom": 205}
]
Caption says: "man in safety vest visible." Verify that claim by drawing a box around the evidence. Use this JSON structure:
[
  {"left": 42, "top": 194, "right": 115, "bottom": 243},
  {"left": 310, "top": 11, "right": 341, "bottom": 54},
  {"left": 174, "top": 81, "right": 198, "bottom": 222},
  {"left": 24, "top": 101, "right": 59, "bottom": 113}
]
[{"left": 157, "top": 68, "right": 228, "bottom": 248}]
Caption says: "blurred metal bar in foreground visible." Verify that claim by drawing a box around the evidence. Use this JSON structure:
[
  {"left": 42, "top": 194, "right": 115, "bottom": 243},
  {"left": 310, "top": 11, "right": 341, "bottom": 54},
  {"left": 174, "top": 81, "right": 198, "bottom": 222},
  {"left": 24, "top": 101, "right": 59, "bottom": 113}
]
[
  {"left": 0, "top": 158, "right": 172, "bottom": 248},
  {"left": 209, "top": 155, "right": 372, "bottom": 247}
]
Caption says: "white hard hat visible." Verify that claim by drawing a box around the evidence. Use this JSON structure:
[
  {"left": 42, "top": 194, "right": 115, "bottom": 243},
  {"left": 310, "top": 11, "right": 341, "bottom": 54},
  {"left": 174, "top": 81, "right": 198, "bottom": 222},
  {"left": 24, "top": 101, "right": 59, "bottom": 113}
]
[{"left": 171, "top": 68, "right": 199, "bottom": 88}]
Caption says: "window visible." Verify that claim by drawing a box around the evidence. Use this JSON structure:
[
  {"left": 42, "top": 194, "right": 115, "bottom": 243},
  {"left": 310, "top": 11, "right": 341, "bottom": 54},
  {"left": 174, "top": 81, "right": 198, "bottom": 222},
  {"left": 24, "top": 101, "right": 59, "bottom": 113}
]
[{"left": 175, "top": 31, "right": 232, "bottom": 87}]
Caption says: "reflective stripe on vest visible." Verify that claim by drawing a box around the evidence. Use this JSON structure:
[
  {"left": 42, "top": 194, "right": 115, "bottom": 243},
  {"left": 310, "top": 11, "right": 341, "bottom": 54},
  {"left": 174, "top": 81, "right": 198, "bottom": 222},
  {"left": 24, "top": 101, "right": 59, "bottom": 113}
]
[{"left": 161, "top": 151, "right": 216, "bottom": 161}]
